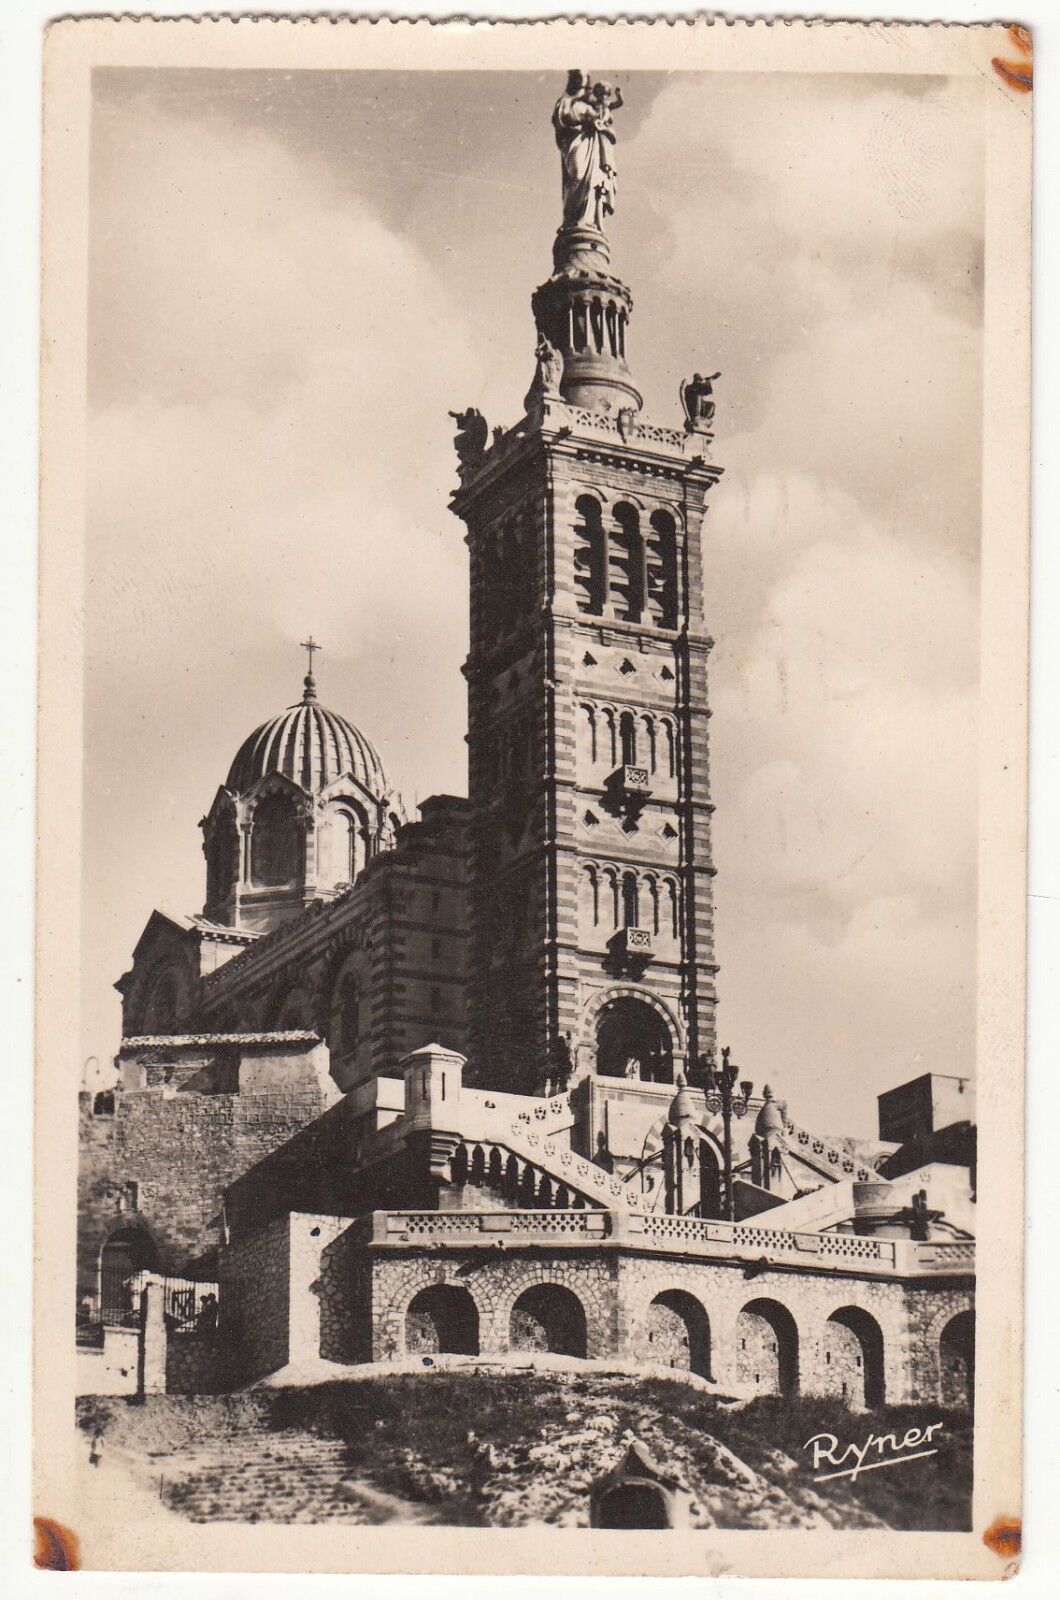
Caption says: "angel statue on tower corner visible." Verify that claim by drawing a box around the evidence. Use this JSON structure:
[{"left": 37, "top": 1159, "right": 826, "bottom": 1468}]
[{"left": 553, "top": 70, "right": 624, "bottom": 233}]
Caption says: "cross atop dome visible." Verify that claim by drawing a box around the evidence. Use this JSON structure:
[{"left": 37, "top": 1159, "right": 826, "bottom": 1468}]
[{"left": 300, "top": 635, "right": 322, "bottom": 701}]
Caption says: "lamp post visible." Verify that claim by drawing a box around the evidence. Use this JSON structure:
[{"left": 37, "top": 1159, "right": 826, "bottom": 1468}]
[{"left": 699, "top": 1046, "right": 754, "bottom": 1222}]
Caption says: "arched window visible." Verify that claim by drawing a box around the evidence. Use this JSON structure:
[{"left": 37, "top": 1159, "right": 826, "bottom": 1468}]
[
  {"left": 573, "top": 495, "right": 606, "bottom": 615},
  {"left": 251, "top": 792, "right": 302, "bottom": 887},
  {"left": 205, "top": 812, "right": 239, "bottom": 907},
  {"left": 337, "top": 974, "right": 360, "bottom": 1054},
  {"left": 619, "top": 711, "right": 637, "bottom": 767},
  {"left": 579, "top": 865, "right": 600, "bottom": 931},
  {"left": 604, "top": 868, "right": 621, "bottom": 929},
  {"left": 610, "top": 503, "right": 645, "bottom": 623},
  {"left": 664, "top": 878, "right": 680, "bottom": 941},
  {"left": 605, "top": 299, "right": 618, "bottom": 357},
  {"left": 646, "top": 876, "right": 661, "bottom": 936},
  {"left": 602, "top": 708, "right": 617, "bottom": 768},
  {"left": 662, "top": 719, "right": 677, "bottom": 779},
  {"left": 642, "top": 715, "right": 657, "bottom": 774},
  {"left": 337, "top": 809, "right": 362, "bottom": 882},
  {"left": 621, "top": 870, "right": 639, "bottom": 929},
  {"left": 647, "top": 509, "right": 679, "bottom": 629},
  {"left": 580, "top": 704, "right": 598, "bottom": 766}
]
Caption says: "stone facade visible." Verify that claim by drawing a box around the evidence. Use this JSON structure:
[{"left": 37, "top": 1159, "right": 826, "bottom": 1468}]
[
  {"left": 78, "top": 1064, "right": 332, "bottom": 1295},
  {"left": 226, "top": 1207, "right": 973, "bottom": 1409},
  {"left": 117, "top": 794, "right": 470, "bottom": 1092}
]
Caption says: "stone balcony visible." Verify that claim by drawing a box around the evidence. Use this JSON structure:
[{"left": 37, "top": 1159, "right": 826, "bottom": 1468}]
[{"left": 350, "top": 1208, "right": 974, "bottom": 1280}]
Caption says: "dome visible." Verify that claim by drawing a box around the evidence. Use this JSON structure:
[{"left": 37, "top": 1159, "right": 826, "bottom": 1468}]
[
  {"left": 225, "top": 674, "right": 389, "bottom": 798},
  {"left": 755, "top": 1086, "right": 784, "bottom": 1138}
]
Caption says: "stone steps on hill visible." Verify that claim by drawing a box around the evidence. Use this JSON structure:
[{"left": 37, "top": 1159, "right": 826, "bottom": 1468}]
[{"left": 155, "top": 1430, "right": 438, "bottom": 1524}]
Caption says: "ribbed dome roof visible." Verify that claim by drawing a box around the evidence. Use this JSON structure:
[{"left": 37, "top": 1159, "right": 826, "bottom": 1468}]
[{"left": 226, "top": 674, "right": 389, "bottom": 798}]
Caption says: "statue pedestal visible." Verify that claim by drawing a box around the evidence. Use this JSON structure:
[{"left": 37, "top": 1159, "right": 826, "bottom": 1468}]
[{"left": 553, "top": 224, "right": 611, "bottom": 275}]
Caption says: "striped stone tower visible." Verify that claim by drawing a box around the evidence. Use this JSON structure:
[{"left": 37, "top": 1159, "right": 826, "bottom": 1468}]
[{"left": 450, "top": 73, "right": 724, "bottom": 1095}]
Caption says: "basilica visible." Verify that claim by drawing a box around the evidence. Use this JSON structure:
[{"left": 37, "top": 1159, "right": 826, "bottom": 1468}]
[{"left": 78, "top": 73, "right": 975, "bottom": 1413}]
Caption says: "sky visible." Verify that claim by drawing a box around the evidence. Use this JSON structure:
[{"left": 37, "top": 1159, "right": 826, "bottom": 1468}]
[{"left": 84, "top": 68, "right": 984, "bottom": 1137}]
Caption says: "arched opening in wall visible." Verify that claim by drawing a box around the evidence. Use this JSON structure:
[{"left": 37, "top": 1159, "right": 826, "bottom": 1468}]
[
  {"left": 573, "top": 495, "right": 606, "bottom": 615},
  {"left": 405, "top": 1285, "right": 479, "bottom": 1356},
  {"left": 647, "top": 510, "right": 679, "bottom": 629},
  {"left": 330, "top": 972, "right": 361, "bottom": 1056},
  {"left": 825, "top": 1306, "right": 886, "bottom": 1409},
  {"left": 596, "top": 997, "right": 674, "bottom": 1083},
  {"left": 510, "top": 1284, "right": 588, "bottom": 1358},
  {"left": 595, "top": 1483, "right": 671, "bottom": 1529},
  {"left": 579, "top": 865, "right": 600, "bottom": 932},
  {"left": 621, "top": 870, "right": 639, "bottom": 929},
  {"left": 323, "top": 805, "right": 365, "bottom": 886},
  {"left": 205, "top": 812, "right": 239, "bottom": 908},
  {"left": 697, "top": 1140, "right": 723, "bottom": 1220},
  {"left": 619, "top": 711, "right": 637, "bottom": 767},
  {"left": 251, "top": 792, "right": 302, "bottom": 887},
  {"left": 735, "top": 1298, "right": 799, "bottom": 1397},
  {"left": 939, "top": 1309, "right": 975, "bottom": 1410},
  {"left": 610, "top": 503, "right": 646, "bottom": 622},
  {"left": 99, "top": 1227, "right": 157, "bottom": 1326},
  {"left": 646, "top": 1290, "right": 711, "bottom": 1378}
]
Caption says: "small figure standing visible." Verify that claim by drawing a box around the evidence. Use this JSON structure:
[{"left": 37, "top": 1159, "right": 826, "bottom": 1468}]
[{"left": 89, "top": 1430, "right": 104, "bottom": 1469}]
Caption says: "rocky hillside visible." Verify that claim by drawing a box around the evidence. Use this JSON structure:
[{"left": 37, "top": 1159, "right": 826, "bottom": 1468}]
[{"left": 77, "top": 1372, "right": 971, "bottom": 1530}]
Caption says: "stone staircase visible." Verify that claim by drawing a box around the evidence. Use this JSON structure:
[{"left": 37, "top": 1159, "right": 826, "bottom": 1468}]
[{"left": 155, "top": 1431, "right": 440, "bottom": 1523}]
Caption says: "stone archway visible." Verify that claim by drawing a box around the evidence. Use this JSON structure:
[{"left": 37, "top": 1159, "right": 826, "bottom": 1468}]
[
  {"left": 940, "top": 1309, "right": 975, "bottom": 1410},
  {"left": 825, "top": 1306, "right": 886, "bottom": 1409},
  {"left": 645, "top": 1290, "right": 712, "bottom": 1378},
  {"left": 405, "top": 1285, "right": 479, "bottom": 1355},
  {"left": 596, "top": 996, "right": 674, "bottom": 1082},
  {"left": 509, "top": 1284, "right": 588, "bottom": 1358},
  {"left": 99, "top": 1225, "right": 158, "bottom": 1326},
  {"left": 735, "top": 1297, "right": 799, "bottom": 1397}
]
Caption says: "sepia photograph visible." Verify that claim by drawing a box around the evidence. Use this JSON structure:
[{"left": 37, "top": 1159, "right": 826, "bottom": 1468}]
[{"left": 33, "top": 15, "right": 1030, "bottom": 1580}]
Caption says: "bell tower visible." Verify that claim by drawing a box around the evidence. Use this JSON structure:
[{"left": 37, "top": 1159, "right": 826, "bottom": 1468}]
[{"left": 450, "top": 72, "right": 724, "bottom": 1095}]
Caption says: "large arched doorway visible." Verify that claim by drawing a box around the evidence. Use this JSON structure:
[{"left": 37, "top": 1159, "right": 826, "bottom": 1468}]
[
  {"left": 99, "top": 1227, "right": 157, "bottom": 1326},
  {"left": 825, "top": 1306, "right": 886, "bottom": 1409},
  {"left": 646, "top": 1290, "right": 711, "bottom": 1378},
  {"left": 735, "top": 1298, "right": 799, "bottom": 1397},
  {"left": 405, "top": 1285, "right": 479, "bottom": 1355},
  {"left": 509, "top": 1284, "right": 588, "bottom": 1358},
  {"left": 940, "top": 1309, "right": 975, "bottom": 1410},
  {"left": 596, "top": 997, "right": 674, "bottom": 1083}
]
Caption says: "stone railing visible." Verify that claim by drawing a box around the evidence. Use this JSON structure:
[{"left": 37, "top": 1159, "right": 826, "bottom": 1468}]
[
  {"left": 778, "top": 1113, "right": 875, "bottom": 1183},
  {"left": 510, "top": 1092, "right": 575, "bottom": 1136},
  {"left": 354, "top": 1209, "right": 974, "bottom": 1278}
]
